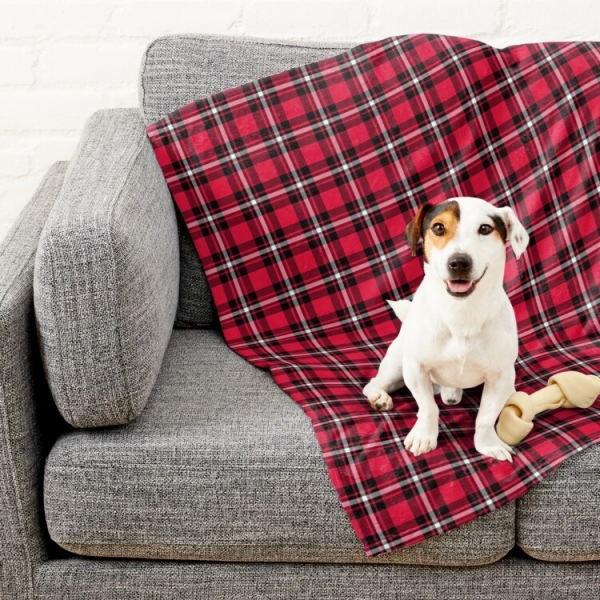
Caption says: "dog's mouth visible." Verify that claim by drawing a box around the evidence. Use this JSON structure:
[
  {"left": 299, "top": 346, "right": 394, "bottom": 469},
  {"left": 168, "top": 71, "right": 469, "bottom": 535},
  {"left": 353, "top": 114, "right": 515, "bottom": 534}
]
[{"left": 445, "top": 268, "right": 487, "bottom": 298}]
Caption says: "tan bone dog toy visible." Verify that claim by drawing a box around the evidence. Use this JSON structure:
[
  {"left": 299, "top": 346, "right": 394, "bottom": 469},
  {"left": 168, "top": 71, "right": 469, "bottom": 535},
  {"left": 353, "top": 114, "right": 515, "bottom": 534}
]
[
  {"left": 386, "top": 300, "right": 600, "bottom": 446},
  {"left": 496, "top": 371, "right": 600, "bottom": 446}
]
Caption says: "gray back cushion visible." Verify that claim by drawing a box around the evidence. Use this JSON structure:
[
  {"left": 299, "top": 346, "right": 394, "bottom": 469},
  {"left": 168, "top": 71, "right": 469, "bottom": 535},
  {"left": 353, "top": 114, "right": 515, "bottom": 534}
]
[{"left": 140, "top": 35, "right": 351, "bottom": 328}]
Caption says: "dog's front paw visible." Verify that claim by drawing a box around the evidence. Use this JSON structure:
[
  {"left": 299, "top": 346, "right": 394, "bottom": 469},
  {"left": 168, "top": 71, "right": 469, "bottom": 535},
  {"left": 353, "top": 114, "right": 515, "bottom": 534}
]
[
  {"left": 475, "top": 430, "right": 515, "bottom": 462},
  {"left": 363, "top": 380, "right": 393, "bottom": 411},
  {"left": 369, "top": 391, "right": 393, "bottom": 411},
  {"left": 404, "top": 419, "right": 438, "bottom": 456}
]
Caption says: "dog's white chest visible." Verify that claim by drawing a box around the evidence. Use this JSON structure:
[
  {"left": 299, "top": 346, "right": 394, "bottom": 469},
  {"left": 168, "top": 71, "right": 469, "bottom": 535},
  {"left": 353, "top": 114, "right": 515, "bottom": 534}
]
[{"left": 427, "top": 335, "right": 488, "bottom": 389}]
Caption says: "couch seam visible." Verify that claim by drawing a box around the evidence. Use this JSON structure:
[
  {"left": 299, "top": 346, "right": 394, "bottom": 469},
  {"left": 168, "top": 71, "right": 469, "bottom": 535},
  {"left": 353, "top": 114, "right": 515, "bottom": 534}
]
[
  {"left": 517, "top": 543, "right": 599, "bottom": 558},
  {"left": 107, "top": 118, "right": 149, "bottom": 424},
  {"left": 45, "top": 540, "right": 510, "bottom": 568},
  {"left": 139, "top": 38, "right": 159, "bottom": 124},
  {"left": 42, "top": 163, "right": 86, "bottom": 425},
  {"left": 44, "top": 230, "right": 77, "bottom": 425}
]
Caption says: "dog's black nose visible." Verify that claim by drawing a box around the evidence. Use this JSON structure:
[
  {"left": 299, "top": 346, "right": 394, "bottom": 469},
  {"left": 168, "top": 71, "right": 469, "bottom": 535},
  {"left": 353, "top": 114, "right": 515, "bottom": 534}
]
[{"left": 447, "top": 253, "right": 472, "bottom": 277}]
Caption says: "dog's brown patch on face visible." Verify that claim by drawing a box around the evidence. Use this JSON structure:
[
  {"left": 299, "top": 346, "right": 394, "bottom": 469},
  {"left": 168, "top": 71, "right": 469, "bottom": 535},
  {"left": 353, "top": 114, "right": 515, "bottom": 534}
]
[{"left": 423, "top": 201, "right": 460, "bottom": 262}]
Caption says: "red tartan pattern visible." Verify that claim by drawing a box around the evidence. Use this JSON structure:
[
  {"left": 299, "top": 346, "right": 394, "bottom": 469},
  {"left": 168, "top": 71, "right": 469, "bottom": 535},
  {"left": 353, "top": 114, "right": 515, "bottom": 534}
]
[{"left": 148, "top": 34, "right": 600, "bottom": 556}]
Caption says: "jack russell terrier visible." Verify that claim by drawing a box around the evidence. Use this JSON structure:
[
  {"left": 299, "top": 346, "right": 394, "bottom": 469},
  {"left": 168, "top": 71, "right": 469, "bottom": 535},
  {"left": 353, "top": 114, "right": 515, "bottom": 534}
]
[{"left": 363, "top": 197, "right": 529, "bottom": 462}]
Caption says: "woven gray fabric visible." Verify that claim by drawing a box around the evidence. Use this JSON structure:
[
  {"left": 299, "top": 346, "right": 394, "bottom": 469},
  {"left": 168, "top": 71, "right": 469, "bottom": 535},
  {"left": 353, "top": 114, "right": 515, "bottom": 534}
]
[
  {"left": 0, "top": 163, "right": 68, "bottom": 599},
  {"left": 35, "top": 556, "right": 600, "bottom": 600},
  {"left": 140, "top": 35, "right": 351, "bottom": 328},
  {"left": 139, "top": 34, "right": 351, "bottom": 125},
  {"left": 173, "top": 211, "right": 218, "bottom": 328},
  {"left": 44, "top": 329, "right": 514, "bottom": 567},
  {"left": 34, "top": 109, "right": 179, "bottom": 428},
  {"left": 517, "top": 445, "right": 600, "bottom": 561}
]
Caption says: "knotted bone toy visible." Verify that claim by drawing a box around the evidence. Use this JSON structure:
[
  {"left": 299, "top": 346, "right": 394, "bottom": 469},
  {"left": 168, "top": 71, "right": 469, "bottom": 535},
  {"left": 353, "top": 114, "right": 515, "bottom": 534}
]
[
  {"left": 386, "top": 300, "right": 600, "bottom": 446},
  {"left": 497, "top": 371, "right": 600, "bottom": 446}
]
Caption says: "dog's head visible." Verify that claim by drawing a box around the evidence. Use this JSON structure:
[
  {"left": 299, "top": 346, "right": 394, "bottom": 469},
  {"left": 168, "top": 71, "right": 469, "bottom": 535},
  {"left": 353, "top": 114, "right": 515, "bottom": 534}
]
[{"left": 404, "top": 197, "right": 529, "bottom": 298}]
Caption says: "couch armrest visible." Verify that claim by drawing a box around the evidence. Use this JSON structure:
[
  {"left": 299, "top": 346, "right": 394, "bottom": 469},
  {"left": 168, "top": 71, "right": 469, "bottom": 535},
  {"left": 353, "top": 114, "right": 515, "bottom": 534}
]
[
  {"left": 34, "top": 109, "right": 179, "bottom": 428},
  {"left": 0, "top": 163, "right": 68, "bottom": 598}
]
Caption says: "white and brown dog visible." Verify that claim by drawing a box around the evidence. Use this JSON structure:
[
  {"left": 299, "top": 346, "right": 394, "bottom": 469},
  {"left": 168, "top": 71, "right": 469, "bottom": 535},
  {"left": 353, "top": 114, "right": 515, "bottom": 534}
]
[{"left": 363, "top": 197, "right": 529, "bottom": 462}]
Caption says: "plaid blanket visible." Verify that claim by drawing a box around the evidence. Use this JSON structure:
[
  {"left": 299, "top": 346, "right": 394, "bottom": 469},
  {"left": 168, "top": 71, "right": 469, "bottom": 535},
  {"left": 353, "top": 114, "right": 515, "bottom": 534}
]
[{"left": 148, "top": 34, "right": 600, "bottom": 556}]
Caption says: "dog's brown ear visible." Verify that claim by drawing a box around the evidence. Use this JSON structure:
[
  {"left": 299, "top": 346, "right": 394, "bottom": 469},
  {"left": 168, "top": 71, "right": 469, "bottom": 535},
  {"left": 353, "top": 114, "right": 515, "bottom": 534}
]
[{"left": 403, "top": 204, "right": 432, "bottom": 256}]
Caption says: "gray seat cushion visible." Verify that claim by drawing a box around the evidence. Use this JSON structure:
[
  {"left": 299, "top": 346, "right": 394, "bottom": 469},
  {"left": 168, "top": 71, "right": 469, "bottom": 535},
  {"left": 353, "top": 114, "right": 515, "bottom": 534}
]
[
  {"left": 140, "top": 35, "right": 353, "bottom": 329},
  {"left": 34, "top": 109, "right": 179, "bottom": 428},
  {"left": 517, "top": 445, "right": 600, "bottom": 562},
  {"left": 44, "top": 329, "right": 515, "bottom": 567}
]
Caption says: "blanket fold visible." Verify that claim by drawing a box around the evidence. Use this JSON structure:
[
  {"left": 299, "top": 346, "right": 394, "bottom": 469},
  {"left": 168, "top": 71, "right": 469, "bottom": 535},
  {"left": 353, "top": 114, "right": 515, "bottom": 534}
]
[{"left": 148, "top": 34, "right": 600, "bottom": 556}]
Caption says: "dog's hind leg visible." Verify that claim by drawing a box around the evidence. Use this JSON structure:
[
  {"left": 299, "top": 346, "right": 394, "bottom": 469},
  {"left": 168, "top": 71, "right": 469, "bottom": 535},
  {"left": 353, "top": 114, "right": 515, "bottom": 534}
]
[{"left": 363, "top": 336, "right": 404, "bottom": 411}]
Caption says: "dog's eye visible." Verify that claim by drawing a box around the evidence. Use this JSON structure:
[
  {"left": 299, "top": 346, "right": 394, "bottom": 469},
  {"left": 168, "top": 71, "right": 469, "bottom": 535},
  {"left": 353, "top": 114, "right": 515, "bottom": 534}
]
[
  {"left": 479, "top": 224, "right": 493, "bottom": 235},
  {"left": 431, "top": 223, "right": 445, "bottom": 236}
]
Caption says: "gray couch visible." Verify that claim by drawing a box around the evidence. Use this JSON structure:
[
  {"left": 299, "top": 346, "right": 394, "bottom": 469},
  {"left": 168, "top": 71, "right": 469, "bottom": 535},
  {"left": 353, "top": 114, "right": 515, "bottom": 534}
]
[{"left": 1, "top": 35, "right": 598, "bottom": 599}]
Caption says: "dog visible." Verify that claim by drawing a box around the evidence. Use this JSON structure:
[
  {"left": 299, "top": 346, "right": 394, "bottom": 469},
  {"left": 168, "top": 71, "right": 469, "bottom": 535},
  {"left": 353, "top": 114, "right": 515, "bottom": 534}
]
[{"left": 363, "top": 197, "right": 529, "bottom": 462}]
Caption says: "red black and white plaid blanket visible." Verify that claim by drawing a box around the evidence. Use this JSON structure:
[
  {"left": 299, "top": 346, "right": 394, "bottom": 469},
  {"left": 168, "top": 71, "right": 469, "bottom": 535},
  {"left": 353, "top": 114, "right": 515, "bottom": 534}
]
[{"left": 148, "top": 34, "right": 600, "bottom": 556}]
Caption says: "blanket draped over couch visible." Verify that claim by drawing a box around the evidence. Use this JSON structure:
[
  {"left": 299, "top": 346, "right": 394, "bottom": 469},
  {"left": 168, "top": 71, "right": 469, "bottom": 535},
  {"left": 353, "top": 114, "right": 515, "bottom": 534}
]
[{"left": 148, "top": 34, "right": 600, "bottom": 556}]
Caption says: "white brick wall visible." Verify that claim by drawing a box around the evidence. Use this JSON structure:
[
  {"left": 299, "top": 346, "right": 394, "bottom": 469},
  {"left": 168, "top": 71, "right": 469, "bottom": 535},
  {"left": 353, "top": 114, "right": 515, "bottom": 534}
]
[{"left": 1, "top": 0, "right": 599, "bottom": 240}]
